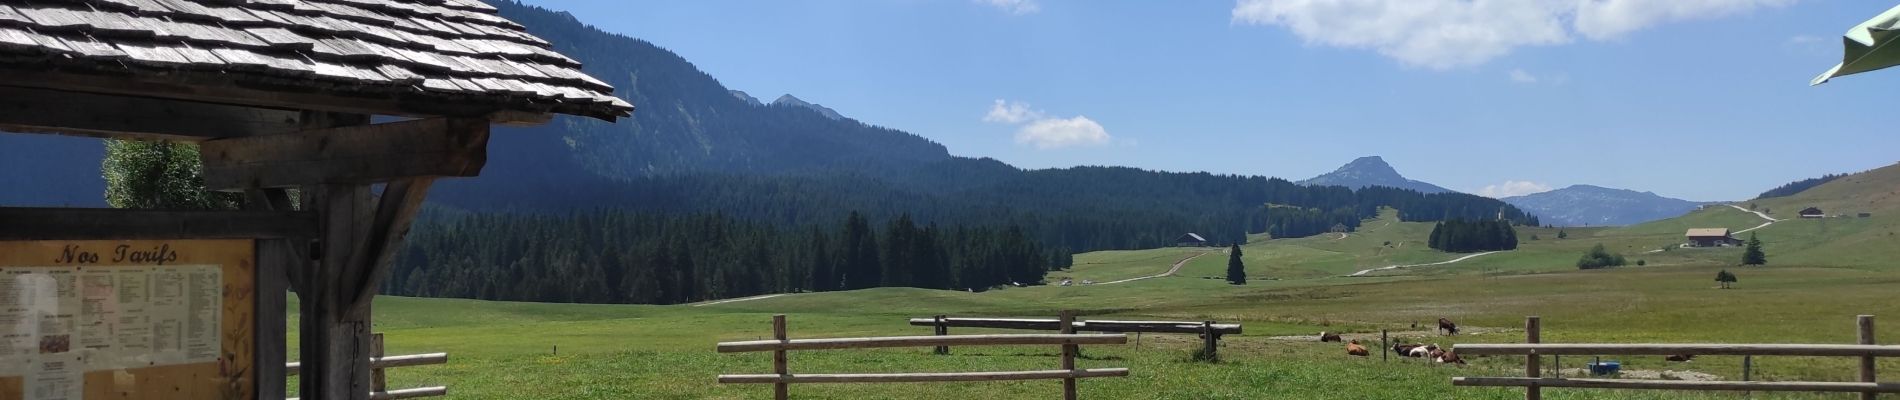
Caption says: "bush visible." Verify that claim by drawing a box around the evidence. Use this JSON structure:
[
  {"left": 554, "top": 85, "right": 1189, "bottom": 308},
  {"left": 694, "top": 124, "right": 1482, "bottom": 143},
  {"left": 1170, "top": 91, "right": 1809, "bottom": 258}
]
[
  {"left": 1636, "top": 260, "right": 1646, "bottom": 266},
  {"left": 1577, "top": 244, "right": 1627, "bottom": 270}
]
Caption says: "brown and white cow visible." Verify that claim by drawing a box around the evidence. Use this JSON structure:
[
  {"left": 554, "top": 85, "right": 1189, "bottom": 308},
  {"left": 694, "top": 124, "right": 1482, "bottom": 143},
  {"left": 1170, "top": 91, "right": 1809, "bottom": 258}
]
[{"left": 1346, "top": 340, "right": 1369, "bottom": 357}]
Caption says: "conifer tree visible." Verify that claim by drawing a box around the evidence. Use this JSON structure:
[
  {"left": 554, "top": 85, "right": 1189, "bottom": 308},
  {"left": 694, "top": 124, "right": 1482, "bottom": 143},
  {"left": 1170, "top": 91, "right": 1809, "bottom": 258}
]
[{"left": 1226, "top": 245, "right": 1247, "bottom": 285}]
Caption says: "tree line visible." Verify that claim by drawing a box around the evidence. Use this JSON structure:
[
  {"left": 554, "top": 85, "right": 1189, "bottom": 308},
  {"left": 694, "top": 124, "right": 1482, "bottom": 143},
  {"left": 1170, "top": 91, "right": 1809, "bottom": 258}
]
[
  {"left": 1427, "top": 219, "right": 1520, "bottom": 253},
  {"left": 383, "top": 210, "right": 1067, "bottom": 305}
]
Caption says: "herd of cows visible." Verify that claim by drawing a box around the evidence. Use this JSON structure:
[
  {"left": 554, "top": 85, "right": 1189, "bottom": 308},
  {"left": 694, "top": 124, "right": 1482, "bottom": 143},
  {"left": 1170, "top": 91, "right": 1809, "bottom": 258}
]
[{"left": 1320, "top": 318, "right": 1468, "bottom": 365}]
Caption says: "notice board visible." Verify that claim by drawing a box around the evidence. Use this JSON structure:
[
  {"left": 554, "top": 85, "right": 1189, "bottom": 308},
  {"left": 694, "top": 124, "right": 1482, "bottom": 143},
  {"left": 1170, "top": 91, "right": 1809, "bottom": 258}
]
[{"left": 0, "top": 240, "right": 254, "bottom": 400}]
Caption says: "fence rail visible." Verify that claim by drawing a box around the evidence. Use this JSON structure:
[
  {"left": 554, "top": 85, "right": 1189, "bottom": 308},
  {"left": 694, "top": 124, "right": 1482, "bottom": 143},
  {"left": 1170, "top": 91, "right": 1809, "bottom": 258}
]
[
  {"left": 720, "top": 311, "right": 1129, "bottom": 400},
  {"left": 910, "top": 315, "right": 1240, "bottom": 360},
  {"left": 288, "top": 333, "right": 449, "bottom": 400},
  {"left": 1453, "top": 315, "right": 1889, "bottom": 399}
]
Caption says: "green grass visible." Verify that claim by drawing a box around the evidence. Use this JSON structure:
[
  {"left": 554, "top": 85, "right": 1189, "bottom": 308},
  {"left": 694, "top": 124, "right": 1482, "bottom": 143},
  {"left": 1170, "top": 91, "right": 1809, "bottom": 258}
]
[{"left": 302, "top": 168, "right": 1900, "bottom": 399}]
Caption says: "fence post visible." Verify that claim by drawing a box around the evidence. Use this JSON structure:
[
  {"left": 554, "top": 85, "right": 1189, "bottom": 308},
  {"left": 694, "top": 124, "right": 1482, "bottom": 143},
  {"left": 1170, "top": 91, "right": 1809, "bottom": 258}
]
[
  {"left": 1201, "top": 321, "right": 1219, "bottom": 363},
  {"left": 1060, "top": 310, "right": 1077, "bottom": 400},
  {"left": 933, "top": 315, "right": 949, "bottom": 355},
  {"left": 1526, "top": 316, "right": 1541, "bottom": 400},
  {"left": 1858, "top": 315, "right": 1876, "bottom": 400},
  {"left": 773, "top": 314, "right": 789, "bottom": 400},
  {"left": 1381, "top": 329, "right": 1388, "bottom": 362},
  {"left": 370, "top": 333, "right": 386, "bottom": 393},
  {"left": 1743, "top": 355, "right": 1753, "bottom": 397}
]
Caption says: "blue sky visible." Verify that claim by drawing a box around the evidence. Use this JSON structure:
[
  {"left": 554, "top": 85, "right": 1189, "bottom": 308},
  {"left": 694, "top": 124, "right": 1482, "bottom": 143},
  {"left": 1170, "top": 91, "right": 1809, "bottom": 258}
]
[{"left": 523, "top": 0, "right": 1898, "bottom": 201}]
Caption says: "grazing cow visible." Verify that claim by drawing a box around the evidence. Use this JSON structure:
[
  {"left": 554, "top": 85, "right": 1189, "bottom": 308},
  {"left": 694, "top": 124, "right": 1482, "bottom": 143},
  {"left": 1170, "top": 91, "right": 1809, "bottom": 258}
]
[
  {"left": 1666, "top": 354, "right": 1696, "bottom": 362},
  {"left": 1319, "top": 332, "right": 1343, "bottom": 342},
  {"left": 1438, "top": 318, "right": 1459, "bottom": 335},
  {"left": 1346, "top": 340, "right": 1369, "bottom": 357},
  {"left": 1393, "top": 343, "right": 1422, "bottom": 357}
]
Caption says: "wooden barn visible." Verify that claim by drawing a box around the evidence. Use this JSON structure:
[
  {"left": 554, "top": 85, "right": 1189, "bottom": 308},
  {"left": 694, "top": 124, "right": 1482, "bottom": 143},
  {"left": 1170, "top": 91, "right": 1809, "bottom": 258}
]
[
  {"left": 1800, "top": 207, "right": 1826, "bottom": 218},
  {"left": 1684, "top": 228, "right": 1740, "bottom": 247},
  {"left": 0, "top": 0, "right": 628, "bottom": 399},
  {"left": 1176, "top": 233, "right": 1209, "bottom": 247}
]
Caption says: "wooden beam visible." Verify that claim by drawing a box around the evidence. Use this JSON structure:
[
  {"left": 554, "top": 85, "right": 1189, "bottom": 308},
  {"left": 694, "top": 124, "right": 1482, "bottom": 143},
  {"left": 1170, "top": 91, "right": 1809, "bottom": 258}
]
[
  {"left": 906, "top": 317, "right": 1243, "bottom": 335},
  {"left": 1454, "top": 343, "right": 1900, "bottom": 357},
  {"left": 250, "top": 187, "right": 301, "bottom": 400},
  {"left": 0, "top": 86, "right": 306, "bottom": 141},
  {"left": 1452, "top": 377, "right": 1900, "bottom": 393},
  {"left": 286, "top": 353, "right": 450, "bottom": 376},
  {"left": 718, "top": 369, "right": 1130, "bottom": 384},
  {"left": 0, "top": 69, "right": 561, "bottom": 125},
  {"left": 0, "top": 207, "right": 316, "bottom": 240},
  {"left": 342, "top": 178, "right": 434, "bottom": 317},
  {"left": 288, "top": 386, "right": 449, "bottom": 400},
  {"left": 200, "top": 118, "right": 487, "bottom": 190},
  {"left": 717, "top": 334, "right": 1127, "bottom": 353}
]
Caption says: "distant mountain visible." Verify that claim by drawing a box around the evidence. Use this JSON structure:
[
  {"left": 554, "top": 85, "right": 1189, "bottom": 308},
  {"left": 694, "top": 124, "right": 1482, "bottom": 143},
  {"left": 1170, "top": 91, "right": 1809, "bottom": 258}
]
[
  {"left": 771, "top": 94, "right": 844, "bottom": 121},
  {"left": 1502, "top": 185, "right": 1707, "bottom": 226},
  {"left": 729, "top": 90, "right": 762, "bottom": 106},
  {"left": 1297, "top": 156, "right": 1455, "bottom": 194}
]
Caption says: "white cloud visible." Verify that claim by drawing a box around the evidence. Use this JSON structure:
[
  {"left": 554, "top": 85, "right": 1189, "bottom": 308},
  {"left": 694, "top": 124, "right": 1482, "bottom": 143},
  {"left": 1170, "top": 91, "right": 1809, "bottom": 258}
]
[
  {"left": 983, "top": 99, "right": 1043, "bottom": 124},
  {"left": 1232, "top": 0, "right": 1796, "bottom": 69},
  {"left": 1477, "top": 180, "right": 1554, "bottom": 198},
  {"left": 1016, "top": 116, "right": 1111, "bottom": 149},
  {"left": 984, "top": 100, "right": 1114, "bottom": 149},
  {"left": 1508, "top": 69, "right": 1538, "bottom": 83},
  {"left": 976, "top": 0, "right": 1040, "bottom": 15}
]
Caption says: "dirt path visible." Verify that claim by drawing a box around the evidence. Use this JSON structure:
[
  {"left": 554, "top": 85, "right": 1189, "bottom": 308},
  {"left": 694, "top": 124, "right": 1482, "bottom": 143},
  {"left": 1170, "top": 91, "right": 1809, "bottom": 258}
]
[
  {"left": 1332, "top": 232, "right": 1348, "bottom": 240},
  {"left": 691, "top": 293, "right": 787, "bottom": 307},
  {"left": 1346, "top": 251, "right": 1502, "bottom": 277},
  {"left": 1728, "top": 204, "right": 1780, "bottom": 234},
  {"left": 1098, "top": 250, "right": 1215, "bottom": 285}
]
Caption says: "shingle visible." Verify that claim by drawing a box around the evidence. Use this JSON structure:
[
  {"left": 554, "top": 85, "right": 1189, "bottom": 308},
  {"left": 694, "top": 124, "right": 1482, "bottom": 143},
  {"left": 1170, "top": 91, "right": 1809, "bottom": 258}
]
[
  {"left": 0, "top": 6, "right": 32, "bottom": 25},
  {"left": 116, "top": 42, "right": 192, "bottom": 65},
  {"left": 0, "top": 26, "right": 42, "bottom": 50}
]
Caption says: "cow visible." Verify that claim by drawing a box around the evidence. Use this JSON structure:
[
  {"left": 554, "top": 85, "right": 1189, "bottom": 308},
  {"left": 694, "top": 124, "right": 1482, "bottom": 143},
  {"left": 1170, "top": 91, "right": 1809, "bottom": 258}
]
[
  {"left": 1666, "top": 354, "right": 1696, "bottom": 362},
  {"left": 1346, "top": 340, "right": 1369, "bottom": 357},
  {"left": 1438, "top": 318, "right": 1460, "bottom": 335},
  {"left": 1409, "top": 344, "right": 1438, "bottom": 358},
  {"left": 1433, "top": 349, "right": 1467, "bottom": 365},
  {"left": 1393, "top": 343, "right": 1423, "bottom": 357},
  {"left": 1319, "top": 332, "right": 1343, "bottom": 342}
]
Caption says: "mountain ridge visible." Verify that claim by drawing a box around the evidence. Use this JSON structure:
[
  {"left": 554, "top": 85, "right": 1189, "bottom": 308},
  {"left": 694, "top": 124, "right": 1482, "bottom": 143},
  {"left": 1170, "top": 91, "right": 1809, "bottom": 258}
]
[{"left": 1502, "top": 184, "right": 1710, "bottom": 226}]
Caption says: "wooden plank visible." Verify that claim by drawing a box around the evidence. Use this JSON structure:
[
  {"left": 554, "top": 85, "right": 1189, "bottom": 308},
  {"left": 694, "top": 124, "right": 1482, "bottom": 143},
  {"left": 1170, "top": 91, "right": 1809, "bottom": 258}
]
[
  {"left": 200, "top": 118, "right": 487, "bottom": 190},
  {"left": 718, "top": 369, "right": 1131, "bottom": 384},
  {"left": 1526, "top": 316, "right": 1541, "bottom": 400},
  {"left": 371, "top": 334, "right": 387, "bottom": 392},
  {"left": 305, "top": 183, "right": 376, "bottom": 400},
  {"left": 905, "top": 318, "right": 1242, "bottom": 335},
  {"left": 250, "top": 188, "right": 297, "bottom": 400},
  {"left": 1452, "top": 377, "right": 1900, "bottom": 393},
  {"left": 286, "top": 353, "right": 451, "bottom": 376},
  {"left": 340, "top": 177, "right": 435, "bottom": 317},
  {"left": 0, "top": 84, "right": 305, "bottom": 141},
  {"left": 0, "top": 207, "right": 317, "bottom": 240},
  {"left": 717, "top": 334, "right": 1127, "bottom": 353},
  {"left": 1454, "top": 343, "right": 1900, "bottom": 357}
]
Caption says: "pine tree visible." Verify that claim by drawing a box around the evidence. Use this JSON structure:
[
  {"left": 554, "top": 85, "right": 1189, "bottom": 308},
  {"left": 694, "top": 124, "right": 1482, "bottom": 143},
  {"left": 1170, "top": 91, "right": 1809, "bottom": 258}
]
[
  {"left": 1741, "top": 233, "right": 1766, "bottom": 266},
  {"left": 1226, "top": 244, "right": 1247, "bottom": 285}
]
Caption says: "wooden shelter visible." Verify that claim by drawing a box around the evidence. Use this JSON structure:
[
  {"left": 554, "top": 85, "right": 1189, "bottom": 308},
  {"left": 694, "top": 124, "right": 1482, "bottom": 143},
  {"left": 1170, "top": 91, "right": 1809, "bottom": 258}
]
[
  {"left": 0, "top": 0, "right": 627, "bottom": 399},
  {"left": 1684, "top": 228, "right": 1738, "bottom": 248},
  {"left": 1175, "top": 233, "right": 1208, "bottom": 247},
  {"left": 1800, "top": 207, "right": 1826, "bottom": 219}
]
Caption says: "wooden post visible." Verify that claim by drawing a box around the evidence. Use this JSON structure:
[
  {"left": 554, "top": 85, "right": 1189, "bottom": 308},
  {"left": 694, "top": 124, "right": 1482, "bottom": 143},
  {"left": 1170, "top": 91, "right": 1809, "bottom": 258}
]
[
  {"left": 370, "top": 333, "right": 387, "bottom": 393},
  {"left": 1060, "top": 310, "right": 1077, "bottom": 400},
  {"left": 1526, "top": 316, "right": 1541, "bottom": 400},
  {"left": 933, "top": 315, "right": 949, "bottom": 355},
  {"left": 1743, "top": 355, "right": 1753, "bottom": 396},
  {"left": 774, "top": 314, "right": 789, "bottom": 400},
  {"left": 1859, "top": 315, "right": 1876, "bottom": 400},
  {"left": 1381, "top": 330, "right": 1389, "bottom": 362}
]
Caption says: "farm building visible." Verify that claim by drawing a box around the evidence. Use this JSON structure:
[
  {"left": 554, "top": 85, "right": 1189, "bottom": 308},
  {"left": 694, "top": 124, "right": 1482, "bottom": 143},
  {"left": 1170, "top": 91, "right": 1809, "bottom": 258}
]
[
  {"left": 1800, "top": 207, "right": 1826, "bottom": 218},
  {"left": 1685, "top": 228, "right": 1740, "bottom": 247},
  {"left": 1860, "top": 212, "right": 1874, "bottom": 218},
  {"left": 1176, "top": 233, "right": 1209, "bottom": 247}
]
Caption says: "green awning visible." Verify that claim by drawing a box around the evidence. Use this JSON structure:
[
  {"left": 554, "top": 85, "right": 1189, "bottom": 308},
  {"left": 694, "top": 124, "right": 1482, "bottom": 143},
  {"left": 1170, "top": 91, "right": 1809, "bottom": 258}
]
[{"left": 1813, "top": 4, "right": 1900, "bottom": 85}]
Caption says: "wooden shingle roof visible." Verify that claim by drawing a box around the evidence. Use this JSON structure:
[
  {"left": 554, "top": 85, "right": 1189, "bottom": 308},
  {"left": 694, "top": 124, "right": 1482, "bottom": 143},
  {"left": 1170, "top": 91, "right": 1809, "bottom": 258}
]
[
  {"left": 0, "top": 0, "right": 629, "bottom": 121},
  {"left": 1685, "top": 228, "right": 1730, "bottom": 238}
]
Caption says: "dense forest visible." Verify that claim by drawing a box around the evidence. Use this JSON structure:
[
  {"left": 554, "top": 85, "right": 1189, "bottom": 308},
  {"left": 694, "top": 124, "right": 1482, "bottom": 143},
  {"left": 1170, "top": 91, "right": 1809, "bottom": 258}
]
[
  {"left": 385, "top": 211, "right": 1066, "bottom": 304},
  {"left": 1427, "top": 219, "right": 1520, "bottom": 253},
  {"left": 1755, "top": 173, "right": 1845, "bottom": 199}
]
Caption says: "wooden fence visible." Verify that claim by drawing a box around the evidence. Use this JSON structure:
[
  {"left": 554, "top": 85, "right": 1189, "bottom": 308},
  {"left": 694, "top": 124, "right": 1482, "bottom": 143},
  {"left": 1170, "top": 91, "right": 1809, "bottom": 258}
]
[
  {"left": 720, "top": 311, "right": 1130, "bottom": 400},
  {"left": 1453, "top": 315, "right": 1897, "bottom": 400},
  {"left": 908, "top": 315, "right": 1241, "bottom": 360},
  {"left": 288, "top": 333, "right": 450, "bottom": 400}
]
